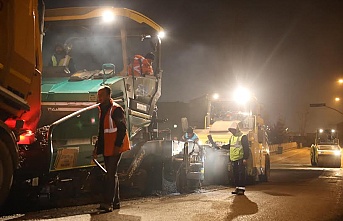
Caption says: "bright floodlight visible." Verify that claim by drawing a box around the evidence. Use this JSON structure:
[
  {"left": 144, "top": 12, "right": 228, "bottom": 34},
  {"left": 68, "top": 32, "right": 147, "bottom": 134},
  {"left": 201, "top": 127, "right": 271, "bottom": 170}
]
[
  {"left": 332, "top": 129, "right": 336, "bottom": 133},
  {"left": 102, "top": 10, "right": 115, "bottom": 23},
  {"left": 338, "top": 79, "right": 343, "bottom": 84},
  {"left": 319, "top": 129, "right": 324, "bottom": 133},
  {"left": 212, "top": 93, "right": 219, "bottom": 100},
  {"left": 158, "top": 31, "right": 165, "bottom": 39},
  {"left": 233, "top": 87, "right": 251, "bottom": 105}
]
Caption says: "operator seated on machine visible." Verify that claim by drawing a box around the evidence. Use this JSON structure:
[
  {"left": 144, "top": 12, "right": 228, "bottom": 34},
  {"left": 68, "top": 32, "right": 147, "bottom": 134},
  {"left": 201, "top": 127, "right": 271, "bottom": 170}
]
[
  {"left": 181, "top": 127, "right": 199, "bottom": 143},
  {"left": 127, "top": 52, "right": 155, "bottom": 76},
  {"left": 48, "top": 43, "right": 76, "bottom": 74}
]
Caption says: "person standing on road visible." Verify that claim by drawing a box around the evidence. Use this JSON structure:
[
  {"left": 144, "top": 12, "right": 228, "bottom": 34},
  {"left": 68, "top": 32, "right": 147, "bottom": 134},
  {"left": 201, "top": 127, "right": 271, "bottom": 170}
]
[
  {"left": 93, "top": 85, "right": 130, "bottom": 212},
  {"left": 224, "top": 123, "right": 250, "bottom": 195}
]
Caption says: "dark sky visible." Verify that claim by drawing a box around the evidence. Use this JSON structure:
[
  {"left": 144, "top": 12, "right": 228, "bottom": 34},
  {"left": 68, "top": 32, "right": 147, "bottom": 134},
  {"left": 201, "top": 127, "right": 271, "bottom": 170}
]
[{"left": 45, "top": 0, "right": 343, "bottom": 132}]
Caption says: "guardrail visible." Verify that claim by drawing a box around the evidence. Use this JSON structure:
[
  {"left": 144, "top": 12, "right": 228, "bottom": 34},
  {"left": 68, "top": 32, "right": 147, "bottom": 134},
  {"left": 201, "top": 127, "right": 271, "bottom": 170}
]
[{"left": 269, "top": 142, "right": 298, "bottom": 154}]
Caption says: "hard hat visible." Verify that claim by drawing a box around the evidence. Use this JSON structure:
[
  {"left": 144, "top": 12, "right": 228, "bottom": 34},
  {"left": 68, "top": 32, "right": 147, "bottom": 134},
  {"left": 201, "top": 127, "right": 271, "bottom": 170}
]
[
  {"left": 145, "top": 52, "right": 155, "bottom": 61},
  {"left": 228, "top": 122, "right": 241, "bottom": 133}
]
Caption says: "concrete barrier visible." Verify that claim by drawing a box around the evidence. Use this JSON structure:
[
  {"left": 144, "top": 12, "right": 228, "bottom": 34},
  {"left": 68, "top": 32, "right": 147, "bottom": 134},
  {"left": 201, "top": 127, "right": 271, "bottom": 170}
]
[{"left": 269, "top": 142, "right": 298, "bottom": 154}]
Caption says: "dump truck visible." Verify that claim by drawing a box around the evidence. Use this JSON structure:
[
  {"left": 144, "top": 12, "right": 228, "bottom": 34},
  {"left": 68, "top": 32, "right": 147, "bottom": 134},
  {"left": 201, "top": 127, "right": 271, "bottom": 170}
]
[
  {"left": 0, "top": 0, "right": 44, "bottom": 207},
  {"left": 1, "top": 1, "right": 189, "bottom": 208}
]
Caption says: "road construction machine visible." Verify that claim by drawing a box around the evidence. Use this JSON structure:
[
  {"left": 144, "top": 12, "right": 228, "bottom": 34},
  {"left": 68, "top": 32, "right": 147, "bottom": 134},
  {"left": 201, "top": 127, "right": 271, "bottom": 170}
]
[
  {"left": 1, "top": 1, "right": 188, "bottom": 208},
  {"left": 310, "top": 128, "right": 341, "bottom": 168},
  {"left": 191, "top": 92, "right": 271, "bottom": 185}
]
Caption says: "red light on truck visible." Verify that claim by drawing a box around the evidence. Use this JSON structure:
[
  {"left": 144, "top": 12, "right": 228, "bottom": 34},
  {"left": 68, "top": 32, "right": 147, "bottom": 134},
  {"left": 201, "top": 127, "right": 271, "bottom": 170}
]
[{"left": 18, "top": 130, "right": 35, "bottom": 145}]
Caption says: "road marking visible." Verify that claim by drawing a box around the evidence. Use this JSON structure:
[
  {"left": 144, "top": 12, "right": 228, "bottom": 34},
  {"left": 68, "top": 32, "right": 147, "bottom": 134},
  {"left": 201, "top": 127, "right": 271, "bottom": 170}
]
[{"left": 42, "top": 214, "right": 91, "bottom": 221}]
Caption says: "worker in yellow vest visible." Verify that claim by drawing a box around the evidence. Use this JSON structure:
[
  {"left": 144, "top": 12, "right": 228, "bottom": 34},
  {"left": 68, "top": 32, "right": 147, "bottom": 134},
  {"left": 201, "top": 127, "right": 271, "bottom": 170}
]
[
  {"left": 93, "top": 85, "right": 131, "bottom": 212},
  {"left": 48, "top": 43, "right": 76, "bottom": 73},
  {"left": 227, "top": 123, "right": 249, "bottom": 195}
]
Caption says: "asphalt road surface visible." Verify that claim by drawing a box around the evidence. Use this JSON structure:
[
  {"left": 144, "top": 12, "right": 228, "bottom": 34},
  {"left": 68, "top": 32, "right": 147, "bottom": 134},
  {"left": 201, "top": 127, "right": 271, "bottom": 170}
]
[{"left": 1, "top": 147, "right": 343, "bottom": 221}]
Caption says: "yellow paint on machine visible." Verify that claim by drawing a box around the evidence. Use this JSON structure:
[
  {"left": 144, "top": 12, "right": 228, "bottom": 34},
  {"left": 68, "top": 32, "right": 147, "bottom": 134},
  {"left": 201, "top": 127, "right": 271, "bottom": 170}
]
[{"left": 10, "top": 68, "right": 32, "bottom": 84}]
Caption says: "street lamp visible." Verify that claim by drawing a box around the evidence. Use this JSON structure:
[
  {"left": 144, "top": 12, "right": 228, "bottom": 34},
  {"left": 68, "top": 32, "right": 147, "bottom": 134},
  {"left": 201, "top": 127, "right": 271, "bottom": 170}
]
[{"left": 309, "top": 103, "right": 343, "bottom": 116}]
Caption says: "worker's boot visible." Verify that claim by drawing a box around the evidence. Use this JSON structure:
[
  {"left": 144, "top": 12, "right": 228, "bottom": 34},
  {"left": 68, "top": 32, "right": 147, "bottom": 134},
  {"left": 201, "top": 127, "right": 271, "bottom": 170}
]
[{"left": 98, "top": 203, "right": 113, "bottom": 212}]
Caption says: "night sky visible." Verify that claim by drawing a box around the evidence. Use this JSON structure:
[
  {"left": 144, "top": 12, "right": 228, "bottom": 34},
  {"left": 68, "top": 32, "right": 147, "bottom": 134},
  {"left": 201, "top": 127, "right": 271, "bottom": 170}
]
[{"left": 45, "top": 0, "right": 343, "bottom": 132}]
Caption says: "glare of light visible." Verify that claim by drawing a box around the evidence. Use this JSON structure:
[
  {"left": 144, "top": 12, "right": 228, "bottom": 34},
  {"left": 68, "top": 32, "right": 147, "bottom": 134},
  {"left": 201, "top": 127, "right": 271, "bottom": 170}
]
[
  {"left": 173, "top": 124, "right": 178, "bottom": 128},
  {"left": 233, "top": 87, "right": 251, "bottom": 105},
  {"left": 18, "top": 130, "right": 35, "bottom": 145},
  {"left": 338, "top": 79, "right": 343, "bottom": 84},
  {"left": 319, "top": 129, "right": 324, "bottom": 133},
  {"left": 335, "top": 97, "right": 340, "bottom": 102},
  {"left": 212, "top": 93, "right": 219, "bottom": 100},
  {"left": 102, "top": 10, "right": 115, "bottom": 23},
  {"left": 334, "top": 150, "right": 341, "bottom": 156},
  {"left": 158, "top": 31, "right": 165, "bottom": 39},
  {"left": 91, "top": 118, "right": 96, "bottom": 124},
  {"left": 332, "top": 129, "right": 336, "bottom": 133}
]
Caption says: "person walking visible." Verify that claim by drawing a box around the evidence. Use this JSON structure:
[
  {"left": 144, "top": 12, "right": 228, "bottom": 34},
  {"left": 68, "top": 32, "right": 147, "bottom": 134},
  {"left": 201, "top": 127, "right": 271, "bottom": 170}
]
[
  {"left": 93, "top": 85, "right": 130, "bottom": 212},
  {"left": 225, "top": 123, "right": 249, "bottom": 195}
]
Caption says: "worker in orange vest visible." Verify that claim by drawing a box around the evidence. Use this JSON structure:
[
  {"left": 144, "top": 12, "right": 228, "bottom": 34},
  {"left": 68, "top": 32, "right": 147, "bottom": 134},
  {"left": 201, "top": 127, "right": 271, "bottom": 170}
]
[
  {"left": 128, "top": 52, "right": 155, "bottom": 76},
  {"left": 93, "top": 85, "right": 130, "bottom": 212}
]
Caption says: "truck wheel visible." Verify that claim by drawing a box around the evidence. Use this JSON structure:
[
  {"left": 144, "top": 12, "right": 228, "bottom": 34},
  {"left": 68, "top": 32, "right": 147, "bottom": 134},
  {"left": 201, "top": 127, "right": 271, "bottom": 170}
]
[
  {"left": 0, "top": 141, "right": 14, "bottom": 207},
  {"left": 259, "top": 155, "right": 270, "bottom": 182}
]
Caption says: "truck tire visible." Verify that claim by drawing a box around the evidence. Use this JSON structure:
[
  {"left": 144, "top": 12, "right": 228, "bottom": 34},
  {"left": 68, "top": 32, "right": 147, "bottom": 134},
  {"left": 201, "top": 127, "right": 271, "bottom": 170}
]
[
  {"left": 0, "top": 140, "right": 14, "bottom": 207},
  {"left": 259, "top": 155, "right": 270, "bottom": 182}
]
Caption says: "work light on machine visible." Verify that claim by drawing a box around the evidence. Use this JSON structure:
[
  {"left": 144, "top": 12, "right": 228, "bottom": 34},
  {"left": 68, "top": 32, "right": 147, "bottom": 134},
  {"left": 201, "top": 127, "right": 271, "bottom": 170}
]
[
  {"left": 158, "top": 31, "right": 165, "bottom": 39},
  {"left": 102, "top": 10, "right": 115, "bottom": 23},
  {"left": 212, "top": 93, "right": 219, "bottom": 100},
  {"left": 233, "top": 87, "right": 252, "bottom": 105}
]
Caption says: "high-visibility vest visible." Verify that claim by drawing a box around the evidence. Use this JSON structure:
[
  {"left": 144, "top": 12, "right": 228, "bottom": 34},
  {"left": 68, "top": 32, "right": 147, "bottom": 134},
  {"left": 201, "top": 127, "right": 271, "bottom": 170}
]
[
  {"left": 229, "top": 134, "right": 244, "bottom": 161},
  {"left": 128, "top": 55, "right": 153, "bottom": 76},
  {"left": 102, "top": 102, "right": 131, "bottom": 156},
  {"left": 51, "top": 55, "right": 71, "bottom": 67}
]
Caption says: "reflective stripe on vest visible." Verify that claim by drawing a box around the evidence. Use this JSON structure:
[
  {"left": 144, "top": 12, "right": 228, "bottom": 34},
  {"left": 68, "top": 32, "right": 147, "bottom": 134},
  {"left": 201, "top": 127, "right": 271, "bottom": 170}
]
[
  {"left": 51, "top": 55, "right": 71, "bottom": 67},
  {"left": 104, "top": 106, "right": 117, "bottom": 134},
  {"left": 102, "top": 102, "right": 131, "bottom": 156},
  {"left": 229, "top": 135, "right": 244, "bottom": 161}
]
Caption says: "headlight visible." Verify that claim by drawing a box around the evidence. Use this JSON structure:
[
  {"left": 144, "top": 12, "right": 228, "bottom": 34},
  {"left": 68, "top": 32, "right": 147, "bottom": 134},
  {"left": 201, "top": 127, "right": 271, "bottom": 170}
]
[{"left": 334, "top": 150, "right": 341, "bottom": 156}]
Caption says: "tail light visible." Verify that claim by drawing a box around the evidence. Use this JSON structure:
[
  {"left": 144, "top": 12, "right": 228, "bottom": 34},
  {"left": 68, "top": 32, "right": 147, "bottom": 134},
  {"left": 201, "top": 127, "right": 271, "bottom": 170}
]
[{"left": 18, "top": 130, "right": 35, "bottom": 145}]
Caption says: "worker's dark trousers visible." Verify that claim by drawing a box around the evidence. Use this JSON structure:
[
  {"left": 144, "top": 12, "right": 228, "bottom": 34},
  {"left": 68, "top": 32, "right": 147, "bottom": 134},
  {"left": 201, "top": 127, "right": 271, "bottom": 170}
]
[
  {"left": 104, "top": 153, "right": 122, "bottom": 205},
  {"left": 231, "top": 159, "right": 246, "bottom": 188}
]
